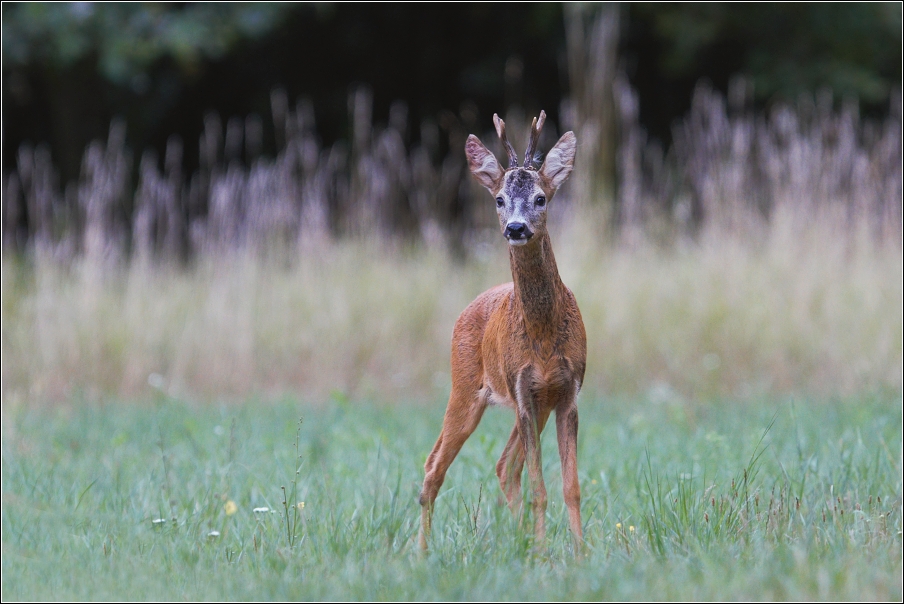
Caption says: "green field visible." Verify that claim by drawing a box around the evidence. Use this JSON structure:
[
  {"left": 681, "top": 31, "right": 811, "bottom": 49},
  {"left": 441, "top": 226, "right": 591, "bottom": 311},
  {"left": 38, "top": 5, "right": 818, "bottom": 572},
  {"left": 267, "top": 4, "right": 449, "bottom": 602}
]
[{"left": 2, "top": 393, "right": 900, "bottom": 600}]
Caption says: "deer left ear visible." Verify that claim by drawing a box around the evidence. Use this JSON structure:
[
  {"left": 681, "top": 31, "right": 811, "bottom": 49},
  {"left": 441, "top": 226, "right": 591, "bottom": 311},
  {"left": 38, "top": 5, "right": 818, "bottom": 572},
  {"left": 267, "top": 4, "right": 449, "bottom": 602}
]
[{"left": 539, "top": 132, "right": 576, "bottom": 191}]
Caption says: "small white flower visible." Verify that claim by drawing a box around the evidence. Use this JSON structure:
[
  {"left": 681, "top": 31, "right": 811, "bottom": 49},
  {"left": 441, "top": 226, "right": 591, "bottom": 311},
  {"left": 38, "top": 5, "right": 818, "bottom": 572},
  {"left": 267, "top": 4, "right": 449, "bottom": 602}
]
[
  {"left": 152, "top": 518, "right": 167, "bottom": 525},
  {"left": 207, "top": 530, "right": 220, "bottom": 538},
  {"left": 253, "top": 507, "right": 270, "bottom": 513}
]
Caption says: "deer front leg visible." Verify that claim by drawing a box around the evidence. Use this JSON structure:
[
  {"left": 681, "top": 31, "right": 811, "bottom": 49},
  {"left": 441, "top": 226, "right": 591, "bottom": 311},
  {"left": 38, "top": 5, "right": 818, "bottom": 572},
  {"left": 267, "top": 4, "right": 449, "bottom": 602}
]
[
  {"left": 514, "top": 369, "right": 547, "bottom": 544},
  {"left": 516, "top": 410, "right": 547, "bottom": 543},
  {"left": 556, "top": 392, "right": 583, "bottom": 550},
  {"left": 419, "top": 388, "right": 486, "bottom": 551}
]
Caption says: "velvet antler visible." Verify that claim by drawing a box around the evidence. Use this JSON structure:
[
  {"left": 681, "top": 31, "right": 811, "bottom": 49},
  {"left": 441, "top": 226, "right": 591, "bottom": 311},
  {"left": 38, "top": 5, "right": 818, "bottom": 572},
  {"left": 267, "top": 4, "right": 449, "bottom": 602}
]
[
  {"left": 523, "top": 110, "right": 546, "bottom": 170},
  {"left": 493, "top": 113, "right": 519, "bottom": 169}
]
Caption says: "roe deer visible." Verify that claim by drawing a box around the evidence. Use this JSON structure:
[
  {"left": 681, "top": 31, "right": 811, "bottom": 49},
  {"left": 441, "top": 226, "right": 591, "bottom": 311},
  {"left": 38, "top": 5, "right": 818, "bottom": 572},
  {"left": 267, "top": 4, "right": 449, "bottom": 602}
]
[{"left": 418, "top": 111, "right": 586, "bottom": 551}]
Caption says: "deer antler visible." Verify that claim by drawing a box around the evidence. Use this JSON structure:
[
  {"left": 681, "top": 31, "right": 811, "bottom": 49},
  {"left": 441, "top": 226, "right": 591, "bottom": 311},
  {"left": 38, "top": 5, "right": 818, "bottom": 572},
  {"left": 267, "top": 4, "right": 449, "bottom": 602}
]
[
  {"left": 523, "top": 110, "right": 546, "bottom": 170},
  {"left": 493, "top": 113, "right": 519, "bottom": 169}
]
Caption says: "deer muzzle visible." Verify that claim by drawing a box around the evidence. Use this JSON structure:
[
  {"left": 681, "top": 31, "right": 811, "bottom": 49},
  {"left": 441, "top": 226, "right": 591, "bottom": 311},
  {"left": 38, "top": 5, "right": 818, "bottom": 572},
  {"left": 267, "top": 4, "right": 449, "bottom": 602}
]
[{"left": 504, "top": 221, "right": 533, "bottom": 245}]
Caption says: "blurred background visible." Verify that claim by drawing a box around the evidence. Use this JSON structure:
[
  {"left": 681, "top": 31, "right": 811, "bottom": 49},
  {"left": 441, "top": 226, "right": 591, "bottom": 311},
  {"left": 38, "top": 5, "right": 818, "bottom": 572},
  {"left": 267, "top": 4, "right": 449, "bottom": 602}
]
[{"left": 2, "top": 3, "right": 902, "bottom": 405}]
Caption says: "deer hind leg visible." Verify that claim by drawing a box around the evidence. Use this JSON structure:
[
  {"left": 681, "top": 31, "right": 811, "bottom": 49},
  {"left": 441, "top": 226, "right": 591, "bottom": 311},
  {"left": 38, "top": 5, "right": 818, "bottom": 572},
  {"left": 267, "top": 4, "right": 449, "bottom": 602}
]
[
  {"left": 418, "top": 387, "right": 486, "bottom": 551},
  {"left": 556, "top": 385, "right": 583, "bottom": 550},
  {"left": 495, "top": 426, "right": 524, "bottom": 512},
  {"left": 496, "top": 409, "right": 551, "bottom": 516}
]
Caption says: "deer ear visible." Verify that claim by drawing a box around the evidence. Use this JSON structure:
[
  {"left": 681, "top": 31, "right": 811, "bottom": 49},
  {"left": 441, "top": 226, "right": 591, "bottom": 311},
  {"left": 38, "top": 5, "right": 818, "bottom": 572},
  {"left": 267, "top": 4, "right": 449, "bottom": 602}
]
[
  {"left": 465, "top": 135, "right": 504, "bottom": 193},
  {"left": 539, "top": 131, "right": 576, "bottom": 191}
]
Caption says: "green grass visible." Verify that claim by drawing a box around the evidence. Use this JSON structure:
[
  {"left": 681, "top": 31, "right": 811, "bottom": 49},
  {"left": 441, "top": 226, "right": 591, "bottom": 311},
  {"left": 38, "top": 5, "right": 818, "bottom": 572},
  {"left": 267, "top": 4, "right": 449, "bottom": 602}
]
[{"left": 2, "top": 393, "right": 900, "bottom": 600}]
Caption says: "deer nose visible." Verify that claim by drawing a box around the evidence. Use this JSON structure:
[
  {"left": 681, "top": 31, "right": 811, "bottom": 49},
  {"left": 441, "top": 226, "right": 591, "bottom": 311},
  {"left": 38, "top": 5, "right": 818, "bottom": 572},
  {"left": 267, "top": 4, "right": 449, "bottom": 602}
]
[{"left": 504, "top": 222, "right": 532, "bottom": 240}]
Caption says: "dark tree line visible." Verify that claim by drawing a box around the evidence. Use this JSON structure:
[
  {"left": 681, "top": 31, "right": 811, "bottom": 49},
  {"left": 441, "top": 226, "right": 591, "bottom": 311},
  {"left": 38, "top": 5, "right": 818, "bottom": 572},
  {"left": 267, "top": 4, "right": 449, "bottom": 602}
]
[{"left": 3, "top": 3, "right": 899, "bottom": 182}]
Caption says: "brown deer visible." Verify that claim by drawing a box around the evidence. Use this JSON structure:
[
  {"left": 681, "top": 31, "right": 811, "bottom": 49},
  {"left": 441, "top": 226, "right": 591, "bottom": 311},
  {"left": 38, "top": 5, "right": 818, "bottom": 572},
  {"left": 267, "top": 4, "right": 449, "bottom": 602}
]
[{"left": 418, "top": 111, "right": 586, "bottom": 551}]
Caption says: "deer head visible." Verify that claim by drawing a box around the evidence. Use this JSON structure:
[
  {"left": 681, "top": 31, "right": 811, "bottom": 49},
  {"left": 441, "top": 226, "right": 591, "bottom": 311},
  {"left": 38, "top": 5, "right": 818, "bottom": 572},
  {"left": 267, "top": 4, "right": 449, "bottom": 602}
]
[{"left": 465, "top": 111, "right": 576, "bottom": 246}]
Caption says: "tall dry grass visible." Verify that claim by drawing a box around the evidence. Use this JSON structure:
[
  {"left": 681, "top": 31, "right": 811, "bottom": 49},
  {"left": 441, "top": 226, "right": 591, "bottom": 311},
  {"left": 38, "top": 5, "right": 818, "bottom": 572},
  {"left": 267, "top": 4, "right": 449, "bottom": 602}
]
[
  {"left": 5, "top": 79, "right": 900, "bottom": 264},
  {"left": 2, "top": 205, "right": 901, "bottom": 405}
]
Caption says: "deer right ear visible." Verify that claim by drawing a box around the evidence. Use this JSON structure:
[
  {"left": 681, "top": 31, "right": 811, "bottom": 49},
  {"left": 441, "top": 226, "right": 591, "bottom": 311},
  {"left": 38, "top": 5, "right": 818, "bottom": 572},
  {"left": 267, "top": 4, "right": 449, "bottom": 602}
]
[{"left": 465, "top": 135, "right": 504, "bottom": 193}]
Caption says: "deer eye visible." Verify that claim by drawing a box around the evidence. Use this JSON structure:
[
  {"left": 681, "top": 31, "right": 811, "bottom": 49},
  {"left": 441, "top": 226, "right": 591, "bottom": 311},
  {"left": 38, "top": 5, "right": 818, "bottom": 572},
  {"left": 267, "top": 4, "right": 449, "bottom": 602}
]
[
  {"left": 535, "top": 195, "right": 546, "bottom": 207},
  {"left": 496, "top": 197, "right": 505, "bottom": 208}
]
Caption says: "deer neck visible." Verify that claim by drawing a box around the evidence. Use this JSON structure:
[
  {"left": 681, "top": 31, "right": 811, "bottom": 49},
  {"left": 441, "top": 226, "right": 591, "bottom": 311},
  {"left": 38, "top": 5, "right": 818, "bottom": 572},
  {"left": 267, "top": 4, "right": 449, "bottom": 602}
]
[{"left": 509, "top": 232, "right": 564, "bottom": 339}]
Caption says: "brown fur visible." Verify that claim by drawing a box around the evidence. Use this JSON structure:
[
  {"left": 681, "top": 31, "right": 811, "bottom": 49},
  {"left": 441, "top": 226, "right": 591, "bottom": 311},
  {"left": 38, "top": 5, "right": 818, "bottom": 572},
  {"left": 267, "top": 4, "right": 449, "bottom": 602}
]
[{"left": 419, "top": 114, "right": 586, "bottom": 552}]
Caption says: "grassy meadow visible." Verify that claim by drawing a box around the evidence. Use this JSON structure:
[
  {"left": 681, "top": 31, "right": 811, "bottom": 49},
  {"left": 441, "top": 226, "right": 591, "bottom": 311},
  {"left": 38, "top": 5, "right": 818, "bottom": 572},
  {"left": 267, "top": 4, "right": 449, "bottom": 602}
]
[
  {"left": 2, "top": 211, "right": 902, "bottom": 600},
  {"left": 1, "top": 391, "right": 900, "bottom": 600}
]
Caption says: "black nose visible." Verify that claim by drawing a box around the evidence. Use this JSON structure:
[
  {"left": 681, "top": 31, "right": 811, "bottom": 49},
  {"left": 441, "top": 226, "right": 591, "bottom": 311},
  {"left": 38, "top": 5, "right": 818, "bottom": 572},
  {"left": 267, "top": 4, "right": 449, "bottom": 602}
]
[{"left": 505, "top": 222, "right": 529, "bottom": 239}]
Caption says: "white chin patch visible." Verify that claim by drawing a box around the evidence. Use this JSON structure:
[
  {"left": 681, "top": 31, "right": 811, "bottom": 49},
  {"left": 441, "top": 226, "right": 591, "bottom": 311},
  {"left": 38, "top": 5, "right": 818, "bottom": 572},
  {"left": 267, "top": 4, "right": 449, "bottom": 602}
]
[{"left": 507, "top": 238, "right": 529, "bottom": 246}]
